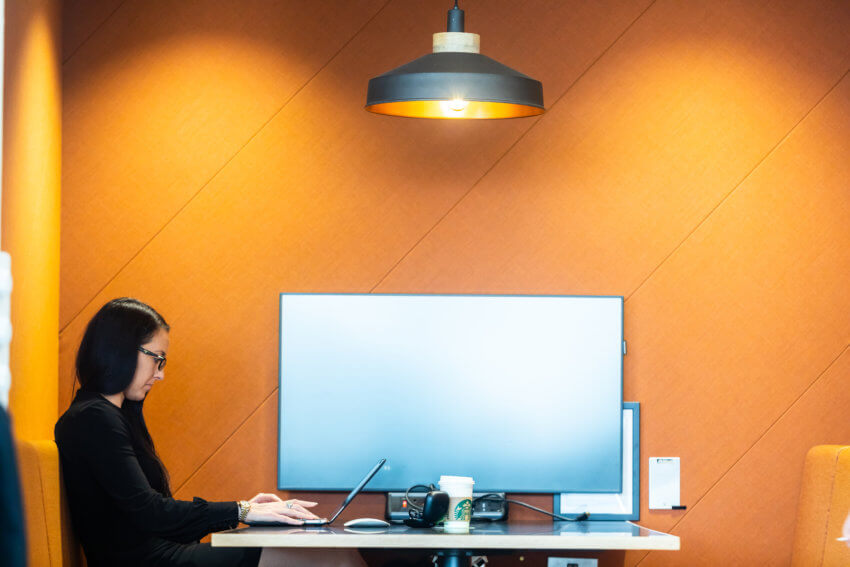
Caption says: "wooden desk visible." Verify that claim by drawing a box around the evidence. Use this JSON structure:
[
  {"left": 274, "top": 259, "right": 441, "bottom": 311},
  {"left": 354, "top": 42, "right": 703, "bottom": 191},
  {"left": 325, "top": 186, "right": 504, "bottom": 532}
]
[{"left": 212, "top": 521, "right": 679, "bottom": 566}]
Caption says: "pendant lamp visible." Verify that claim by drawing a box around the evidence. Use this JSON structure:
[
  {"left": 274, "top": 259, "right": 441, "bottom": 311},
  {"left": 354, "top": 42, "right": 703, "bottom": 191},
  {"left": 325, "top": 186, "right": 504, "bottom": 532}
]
[{"left": 365, "top": 1, "right": 544, "bottom": 119}]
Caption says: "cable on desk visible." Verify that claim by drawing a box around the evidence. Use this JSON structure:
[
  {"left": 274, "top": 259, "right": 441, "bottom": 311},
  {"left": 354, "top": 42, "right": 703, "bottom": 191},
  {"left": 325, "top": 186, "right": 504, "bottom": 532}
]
[
  {"left": 404, "top": 484, "right": 437, "bottom": 512},
  {"left": 472, "top": 493, "right": 590, "bottom": 522}
]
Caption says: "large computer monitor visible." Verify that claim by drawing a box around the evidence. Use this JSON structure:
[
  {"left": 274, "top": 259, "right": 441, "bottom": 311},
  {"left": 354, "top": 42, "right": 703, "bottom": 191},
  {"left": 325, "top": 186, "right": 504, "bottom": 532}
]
[{"left": 278, "top": 293, "right": 624, "bottom": 493}]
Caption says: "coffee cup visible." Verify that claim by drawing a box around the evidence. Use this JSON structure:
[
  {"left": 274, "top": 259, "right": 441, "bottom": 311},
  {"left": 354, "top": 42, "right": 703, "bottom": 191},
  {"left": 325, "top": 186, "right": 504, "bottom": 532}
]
[{"left": 438, "top": 475, "right": 474, "bottom": 533}]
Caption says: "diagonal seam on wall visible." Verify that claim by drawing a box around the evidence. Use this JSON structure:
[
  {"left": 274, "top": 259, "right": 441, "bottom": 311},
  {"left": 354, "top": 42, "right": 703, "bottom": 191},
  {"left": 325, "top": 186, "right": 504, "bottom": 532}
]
[
  {"left": 632, "top": 343, "right": 850, "bottom": 567},
  {"left": 62, "top": 0, "right": 129, "bottom": 64},
  {"left": 369, "top": 0, "right": 660, "bottom": 292},
  {"left": 624, "top": 67, "right": 850, "bottom": 305},
  {"left": 58, "top": 0, "right": 394, "bottom": 337},
  {"left": 173, "top": 388, "right": 279, "bottom": 495}
]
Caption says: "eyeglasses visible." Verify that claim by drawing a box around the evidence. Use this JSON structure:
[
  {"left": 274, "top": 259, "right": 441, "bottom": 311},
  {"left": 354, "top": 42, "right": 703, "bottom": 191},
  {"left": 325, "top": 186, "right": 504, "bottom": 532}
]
[{"left": 138, "top": 346, "right": 167, "bottom": 371}]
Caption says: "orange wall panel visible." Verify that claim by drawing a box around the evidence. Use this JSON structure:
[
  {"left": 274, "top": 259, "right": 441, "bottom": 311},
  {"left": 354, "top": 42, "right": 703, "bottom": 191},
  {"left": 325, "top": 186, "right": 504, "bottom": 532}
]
[
  {"left": 641, "top": 350, "right": 850, "bottom": 566},
  {"left": 624, "top": 73, "right": 850, "bottom": 566},
  {"left": 377, "top": 0, "right": 850, "bottom": 296},
  {"left": 60, "top": 0, "right": 387, "bottom": 327},
  {"left": 60, "top": 0, "right": 652, "bottom": 489},
  {"left": 59, "top": 1, "right": 850, "bottom": 565}
]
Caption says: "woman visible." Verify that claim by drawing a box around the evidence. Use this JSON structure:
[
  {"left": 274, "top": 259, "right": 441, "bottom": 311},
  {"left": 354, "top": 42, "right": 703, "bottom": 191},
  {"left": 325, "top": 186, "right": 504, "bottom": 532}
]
[{"left": 56, "top": 298, "right": 366, "bottom": 566}]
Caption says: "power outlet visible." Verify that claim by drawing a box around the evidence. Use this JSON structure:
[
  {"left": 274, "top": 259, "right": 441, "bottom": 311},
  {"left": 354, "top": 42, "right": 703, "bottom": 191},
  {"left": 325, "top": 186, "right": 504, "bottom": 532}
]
[
  {"left": 386, "top": 492, "right": 507, "bottom": 521},
  {"left": 547, "top": 559, "right": 598, "bottom": 567}
]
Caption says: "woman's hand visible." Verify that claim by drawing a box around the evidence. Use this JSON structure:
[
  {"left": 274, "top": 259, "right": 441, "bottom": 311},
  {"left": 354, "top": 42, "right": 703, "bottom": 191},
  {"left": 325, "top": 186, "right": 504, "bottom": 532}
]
[
  {"left": 249, "top": 493, "right": 320, "bottom": 518},
  {"left": 248, "top": 493, "right": 286, "bottom": 505},
  {"left": 244, "top": 494, "right": 322, "bottom": 525}
]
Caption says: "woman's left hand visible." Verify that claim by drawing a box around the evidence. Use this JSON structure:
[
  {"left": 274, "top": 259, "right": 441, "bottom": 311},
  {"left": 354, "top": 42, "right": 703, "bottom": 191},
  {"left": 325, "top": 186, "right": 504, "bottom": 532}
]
[
  {"left": 249, "top": 493, "right": 320, "bottom": 519},
  {"left": 248, "top": 493, "right": 284, "bottom": 504}
]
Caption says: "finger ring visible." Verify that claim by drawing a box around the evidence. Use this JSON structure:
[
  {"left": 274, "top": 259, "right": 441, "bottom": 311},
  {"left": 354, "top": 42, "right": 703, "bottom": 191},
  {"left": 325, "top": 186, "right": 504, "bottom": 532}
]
[{"left": 286, "top": 501, "right": 294, "bottom": 509}]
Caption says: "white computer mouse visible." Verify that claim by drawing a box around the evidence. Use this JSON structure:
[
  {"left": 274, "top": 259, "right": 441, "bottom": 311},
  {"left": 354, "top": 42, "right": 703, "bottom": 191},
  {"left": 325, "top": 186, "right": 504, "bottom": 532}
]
[{"left": 343, "top": 518, "right": 391, "bottom": 528}]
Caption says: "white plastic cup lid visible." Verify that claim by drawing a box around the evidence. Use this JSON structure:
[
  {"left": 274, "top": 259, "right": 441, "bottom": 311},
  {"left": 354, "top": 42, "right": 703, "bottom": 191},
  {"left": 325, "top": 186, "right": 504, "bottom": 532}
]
[
  {"left": 438, "top": 475, "right": 475, "bottom": 494},
  {"left": 439, "top": 475, "right": 474, "bottom": 483}
]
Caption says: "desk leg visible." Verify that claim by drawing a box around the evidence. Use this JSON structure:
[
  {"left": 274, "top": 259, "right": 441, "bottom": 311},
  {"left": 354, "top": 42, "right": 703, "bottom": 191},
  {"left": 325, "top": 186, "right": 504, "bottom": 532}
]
[{"left": 433, "top": 550, "right": 473, "bottom": 567}]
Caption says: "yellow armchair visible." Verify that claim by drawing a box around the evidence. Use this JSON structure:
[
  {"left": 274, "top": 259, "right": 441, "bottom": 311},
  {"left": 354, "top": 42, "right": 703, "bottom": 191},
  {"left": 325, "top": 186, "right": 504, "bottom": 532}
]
[
  {"left": 16, "top": 440, "right": 82, "bottom": 567},
  {"left": 792, "top": 445, "right": 850, "bottom": 566}
]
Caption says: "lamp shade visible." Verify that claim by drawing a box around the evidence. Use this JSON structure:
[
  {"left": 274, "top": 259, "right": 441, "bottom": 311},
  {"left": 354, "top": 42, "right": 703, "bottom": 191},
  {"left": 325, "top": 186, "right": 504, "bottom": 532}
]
[{"left": 366, "top": 52, "right": 544, "bottom": 119}]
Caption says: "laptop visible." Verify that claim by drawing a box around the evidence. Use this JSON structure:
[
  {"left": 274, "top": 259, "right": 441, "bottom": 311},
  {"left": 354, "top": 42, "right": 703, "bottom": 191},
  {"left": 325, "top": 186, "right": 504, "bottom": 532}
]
[{"left": 247, "top": 458, "right": 386, "bottom": 526}]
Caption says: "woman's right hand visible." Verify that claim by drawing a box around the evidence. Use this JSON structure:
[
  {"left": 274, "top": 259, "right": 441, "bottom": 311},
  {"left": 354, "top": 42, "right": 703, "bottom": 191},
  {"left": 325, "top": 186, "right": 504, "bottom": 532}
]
[{"left": 244, "top": 499, "right": 321, "bottom": 525}]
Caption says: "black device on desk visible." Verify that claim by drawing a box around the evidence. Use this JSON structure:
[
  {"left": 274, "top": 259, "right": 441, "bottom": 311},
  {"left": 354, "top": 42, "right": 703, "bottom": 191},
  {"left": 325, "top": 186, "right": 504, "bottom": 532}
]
[
  {"left": 399, "top": 486, "right": 449, "bottom": 528},
  {"left": 246, "top": 458, "right": 386, "bottom": 527}
]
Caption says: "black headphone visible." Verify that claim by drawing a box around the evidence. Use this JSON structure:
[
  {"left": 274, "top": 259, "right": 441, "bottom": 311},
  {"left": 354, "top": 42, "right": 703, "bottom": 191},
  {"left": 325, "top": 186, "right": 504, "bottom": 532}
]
[{"left": 403, "top": 484, "right": 449, "bottom": 528}]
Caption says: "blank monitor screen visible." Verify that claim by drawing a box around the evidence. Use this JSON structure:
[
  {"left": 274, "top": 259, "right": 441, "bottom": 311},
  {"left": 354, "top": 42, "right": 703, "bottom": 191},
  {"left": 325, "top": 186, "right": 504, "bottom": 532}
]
[{"left": 278, "top": 293, "right": 623, "bottom": 493}]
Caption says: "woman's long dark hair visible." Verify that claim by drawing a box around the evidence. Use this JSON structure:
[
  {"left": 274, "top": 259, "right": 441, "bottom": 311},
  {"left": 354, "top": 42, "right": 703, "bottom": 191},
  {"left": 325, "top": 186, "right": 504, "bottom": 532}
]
[{"left": 75, "top": 297, "right": 172, "bottom": 496}]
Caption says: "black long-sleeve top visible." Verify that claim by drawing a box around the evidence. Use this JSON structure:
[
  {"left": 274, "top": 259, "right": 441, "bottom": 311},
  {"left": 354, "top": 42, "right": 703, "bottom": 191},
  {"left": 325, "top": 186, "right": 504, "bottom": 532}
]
[{"left": 55, "top": 390, "right": 239, "bottom": 566}]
